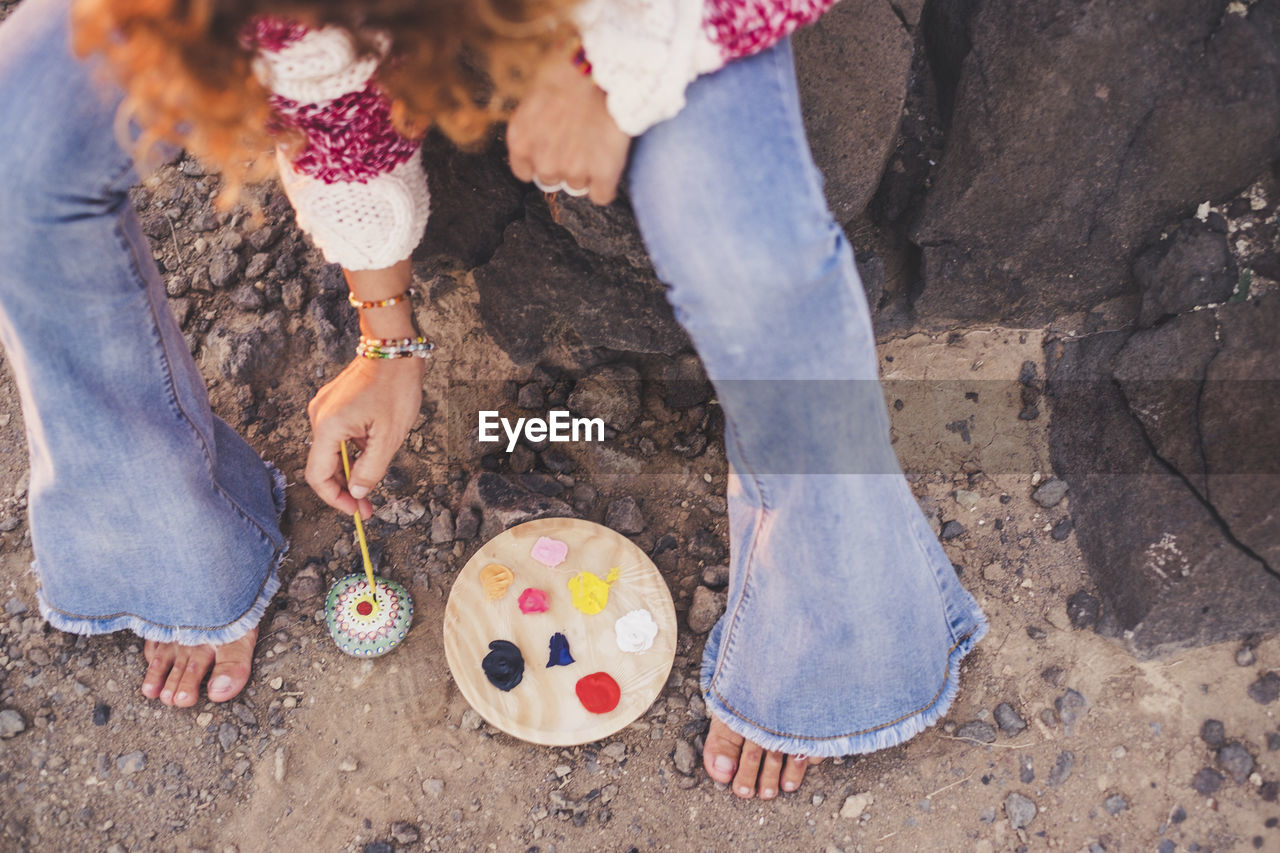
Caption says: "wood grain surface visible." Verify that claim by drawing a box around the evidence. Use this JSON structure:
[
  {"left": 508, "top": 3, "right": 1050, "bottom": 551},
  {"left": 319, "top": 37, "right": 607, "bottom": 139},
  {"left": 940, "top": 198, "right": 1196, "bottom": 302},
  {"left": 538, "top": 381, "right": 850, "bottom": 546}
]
[{"left": 443, "top": 518, "right": 677, "bottom": 746}]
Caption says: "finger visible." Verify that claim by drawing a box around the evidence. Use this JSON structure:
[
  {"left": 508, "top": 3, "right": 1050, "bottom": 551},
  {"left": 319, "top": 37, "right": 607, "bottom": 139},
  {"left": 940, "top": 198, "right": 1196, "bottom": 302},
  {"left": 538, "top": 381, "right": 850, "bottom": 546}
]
[
  {"left": 590, "top": 146, "right": 628, "bottom": 206},
  {"left": 305, "top": 431, "right": 362, "bottom": 517},
  {"left": 347, "top": 430, "right": 401, "bottom": 500}
]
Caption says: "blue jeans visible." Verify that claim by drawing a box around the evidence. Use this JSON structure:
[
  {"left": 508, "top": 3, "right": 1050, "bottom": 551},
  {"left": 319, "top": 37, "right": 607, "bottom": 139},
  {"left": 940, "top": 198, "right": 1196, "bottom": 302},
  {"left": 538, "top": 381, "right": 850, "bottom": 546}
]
[
  {"left": 0, "top": 0, "right": 286, "bottom": 646},
  {"left": 626, "top": 40, "right": 987, "bottom": 756},
  {"left": 0, "top": 0, "right": 985, "bottom": 755}
]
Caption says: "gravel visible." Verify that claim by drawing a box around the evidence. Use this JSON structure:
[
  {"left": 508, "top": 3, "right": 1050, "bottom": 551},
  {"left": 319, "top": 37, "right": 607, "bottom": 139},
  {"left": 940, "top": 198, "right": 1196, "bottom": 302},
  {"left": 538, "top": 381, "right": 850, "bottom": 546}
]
[
  {"left": 700, "top": 564, "right": 729, "bottom": 588},
  {"left": 956, "top": 721, "right": 997, "bottom": 744},
  {"left": 0, "top": 709, "right": 26, "bottom": 739},
  {"left": 1103, "top": 794, "right": 1128, "bottom": 815},
  {"left": 1200, "top": 719, "right": 1227, "bottom": 748},
  {"left": 92, "top": 703, "right": 110, "bottom": 727},
  {"left": 117, "top": 751, "right": 146, "bottom": 774},
  {"left": 687, "top": 586, "right": 726, "bottom": 634},
  {"left": 1055, "top": 689, "right": 1089, "bottom": 732},
  {"left": 1047, "top": 751, "right": 1075, "bottom": 787},
  {"left": 1247, "top": 671, "right": 1280, "bottom": 704},
  {"left": 1004, "top": 792, "right": 1036, "bottom": 829},
  {"left": 1032, "top": 478, "right": 1068, "bottom": 508},
  {"left": 994, "top": 702, "right": 1027, "bottom": 735},
  {"left": 672, "top": 739, "right": 698, "bottom": 776},
  {"left": 939, "top": 520, "right": 965, "bottom": 540},
  {"left": 605, "top": 496, "right": 646, "bottom": 534},
  {"left": 1191, "top": 767, "right": 1225, "bottom": 795},
  {"left": 1236, "top": 646, "right": 1257, "bottom": 666},
  {"left": 1065, "top": 590, "right": 1100, "bottom": 629},
  {"left": 1216, "top": 742, "right": 1255, "bottom": 784}
]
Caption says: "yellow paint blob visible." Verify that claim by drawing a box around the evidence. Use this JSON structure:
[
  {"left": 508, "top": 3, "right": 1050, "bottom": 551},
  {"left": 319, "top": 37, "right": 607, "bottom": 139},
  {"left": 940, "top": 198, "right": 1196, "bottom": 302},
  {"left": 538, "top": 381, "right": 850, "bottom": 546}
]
[
  {"left": 568, "top": 567, "right": 620, "bottom": 615},
  {"left": 480, "top": 563, "right": 515, "bottom": 600}
]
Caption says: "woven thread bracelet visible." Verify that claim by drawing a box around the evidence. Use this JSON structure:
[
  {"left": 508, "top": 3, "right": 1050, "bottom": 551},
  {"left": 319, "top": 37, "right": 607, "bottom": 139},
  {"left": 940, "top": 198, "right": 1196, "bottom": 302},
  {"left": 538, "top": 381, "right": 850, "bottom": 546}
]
[
  {"left": 349, "top": 287, "right": 417, "bottom": 309},
  {"left": 357, "top": 335, "right": 435, "bottom": 360}
]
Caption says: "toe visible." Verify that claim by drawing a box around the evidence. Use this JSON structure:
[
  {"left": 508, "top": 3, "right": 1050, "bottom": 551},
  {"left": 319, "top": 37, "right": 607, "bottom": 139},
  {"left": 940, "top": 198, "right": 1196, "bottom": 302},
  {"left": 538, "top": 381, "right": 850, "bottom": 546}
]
[
  {"left": 758, "top": 751, "right": 785, "bottom": 800},
  {"left": 173, "top": 645, "right": 215, "bottom": 707},
  {"left": 703, "top": 716, "right": 744, "bottom": 784},
  {"left": 159, "top": 646, "right": 190, "bottom": 706},
  {"left": 780, "top": 754, "right": 815, "bottom": 793},
  {"left": 207, "top": 630, "right": 257, "bottom": 703},
  {"left": 731, "top": 740, "right": 765, "bottom": 799},
  {"left": 141, "top": 642, "right": 176, "bottom": 700}
]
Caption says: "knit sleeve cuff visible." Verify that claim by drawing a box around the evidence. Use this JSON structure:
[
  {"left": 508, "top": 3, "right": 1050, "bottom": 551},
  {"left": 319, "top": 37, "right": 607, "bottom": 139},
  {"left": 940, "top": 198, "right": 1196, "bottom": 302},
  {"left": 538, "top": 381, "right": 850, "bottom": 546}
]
[
  {"left": 276, "top": 151, "right": 430, "bottom": 271},
  {"left": 574, "top": 0, "right": 724, "bottom": 137}
]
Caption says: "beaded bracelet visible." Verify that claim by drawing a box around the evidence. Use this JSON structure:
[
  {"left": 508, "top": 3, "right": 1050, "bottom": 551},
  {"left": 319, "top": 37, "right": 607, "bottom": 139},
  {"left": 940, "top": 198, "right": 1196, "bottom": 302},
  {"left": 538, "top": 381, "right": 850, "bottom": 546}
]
[
  {"left": 357, "top": 335, "right": 435, "bottom": 360},
  {"left": 348, "top": 287, "right": 417, "bottom": 309},
  {"left": 571, "top": 44, "right": 593, "bottom": 78}
]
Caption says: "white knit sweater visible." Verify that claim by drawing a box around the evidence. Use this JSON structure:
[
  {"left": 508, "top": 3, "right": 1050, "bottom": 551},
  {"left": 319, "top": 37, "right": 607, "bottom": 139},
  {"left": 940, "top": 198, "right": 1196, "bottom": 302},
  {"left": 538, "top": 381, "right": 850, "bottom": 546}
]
[{"left": 249, "top": 0, "right": 837, "bottom": 270}]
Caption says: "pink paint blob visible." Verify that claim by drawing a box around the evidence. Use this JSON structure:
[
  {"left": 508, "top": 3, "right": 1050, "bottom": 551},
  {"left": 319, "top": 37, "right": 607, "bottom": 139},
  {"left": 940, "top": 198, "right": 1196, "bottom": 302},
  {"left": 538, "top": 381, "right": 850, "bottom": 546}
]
[
  {"left": 530, "top": 536, "right": 569, "bottom": 568},
  {"left": 518, "top": 587, "right": 550, "bottom": 614}
]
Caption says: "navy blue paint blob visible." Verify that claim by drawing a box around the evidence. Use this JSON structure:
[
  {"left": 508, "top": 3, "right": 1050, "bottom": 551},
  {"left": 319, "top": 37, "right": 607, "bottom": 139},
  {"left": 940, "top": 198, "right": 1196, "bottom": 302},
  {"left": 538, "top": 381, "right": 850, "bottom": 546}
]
[
  {"left": 482, "top": 639, "right": 525, "bottom": 691},
  {"left": 546, "top": 632, "right": 575, "bottom": 668}
]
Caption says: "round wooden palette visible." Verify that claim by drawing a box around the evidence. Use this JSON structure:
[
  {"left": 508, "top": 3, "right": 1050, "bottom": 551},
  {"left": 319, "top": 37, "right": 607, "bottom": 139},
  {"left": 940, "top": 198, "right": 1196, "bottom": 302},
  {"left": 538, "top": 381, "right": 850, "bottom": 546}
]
[{"left": 443, "top": 517, "right": 677, "bottom": 746}]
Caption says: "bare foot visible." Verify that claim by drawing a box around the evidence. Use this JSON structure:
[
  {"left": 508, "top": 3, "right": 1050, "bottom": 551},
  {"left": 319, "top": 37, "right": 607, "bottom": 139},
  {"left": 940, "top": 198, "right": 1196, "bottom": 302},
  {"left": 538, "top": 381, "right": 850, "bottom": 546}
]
[
  {"left": 140, "top": 629, "right": 258, "bottom": 708},
  {"left": 702, "top": 715, "right": 824, "bottom": 800}
]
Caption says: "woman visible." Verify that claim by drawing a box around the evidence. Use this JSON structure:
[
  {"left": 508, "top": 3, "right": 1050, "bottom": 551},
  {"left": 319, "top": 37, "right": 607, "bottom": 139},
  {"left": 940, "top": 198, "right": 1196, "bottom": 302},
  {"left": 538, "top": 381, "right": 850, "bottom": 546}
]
[{"left": 0, "top": 0, "right": 986, "bottom": 800}]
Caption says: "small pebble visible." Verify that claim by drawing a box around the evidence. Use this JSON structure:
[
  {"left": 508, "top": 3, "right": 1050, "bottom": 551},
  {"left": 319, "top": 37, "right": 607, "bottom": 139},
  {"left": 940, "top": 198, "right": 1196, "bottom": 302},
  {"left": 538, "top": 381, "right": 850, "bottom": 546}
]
[
  {"left": 1026, "top": 625, "right": 1047, "bottom": 640},
  {"left": 1103, "top": 794, "right": 1128, "bottom": 815},
  {"left": 1217, "top": 742, "right": 1255, "bottom": 784},
  {"left": 1047, "top": 751, "right": 1075, "bottom": 787},
  {"left": 994, "top": 702, "right": 1027, "bottom": 735},
  {"left": 196, "top": 712, "right": 213, "bottom": 727},
  {"left": 338, "top": 757, "right": 358, "bottom": 772},
  {"left": 1032, "top": 478, "right": 1068, "bottom": 508},
  {"left": 811, "top": 792, "right": 825, "bottom": 806},
  {"left": 92, "top": 703, "right": 110, "bottom": 726},
  {"left": 839, "top": 793, "right": 873, "bottom": 820},
  {"left": 1065, "top": 590, "right": 1101, "bottom": 629},
  {"left": 1200, "top": 719, "right": 1226, "bottom": 748},
  {"left": 0, "top": 709, "right": 27, "bottom": 739},
  {"left": 673, "top": 739, "right": 698, "bottom": 776},
  {"left": 1247, "top": 671, "right": 1280, "bottom": 705},
  {"left": 1019, "top": 755, "right": 1034, "bottom": 784},
  {"left": 1050, "top": 517, "right": 1073, "bottom": 541},
  {"left": 269, "top": 677, "right": 284, "bottom": 690},
  {"left": 422, "top": 778, "right": 444, "bottom": 797},
  {"left": 1055, "top": 689, "right": 1089, "bottom": 731},
  {"left": 362, "top": 843, "right": 392, "bottom": 853},
  {"left": 217, "top": 723, "right": 239, "bottom": 752},
  {"left": 117, "top": 751, "right": 146, "bottom": 774},
  {"left": 390, "top": 822, "right": 420, "bottom": 845},
  {"left": 1266, "top": 732, "right": 1280, "bottom": 751},
  {"left": 939, "top": 520, "right": 965, "bottom": 540},
  {"left": 956, "top": 721, "right": 997, "bottom": 744},
  {"left": 1236, "top": 646, "right": 1257, "bottom": 667},
  {"left": 1191, "top": 767, "right": 1225, "bottom": 795},
  {"left": 1004, "top": 792, "right": 1036, "bottom": 829},
  {"left": 461, "top": 709, "right": 483, "bottom": 731}
]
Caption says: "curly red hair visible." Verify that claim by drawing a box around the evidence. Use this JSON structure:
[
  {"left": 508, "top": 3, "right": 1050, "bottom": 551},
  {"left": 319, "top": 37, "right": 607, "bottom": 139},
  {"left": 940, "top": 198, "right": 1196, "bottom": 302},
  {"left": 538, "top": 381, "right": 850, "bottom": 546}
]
[{"left": 73, "top": 0, "right": 578, "bottom": 196}]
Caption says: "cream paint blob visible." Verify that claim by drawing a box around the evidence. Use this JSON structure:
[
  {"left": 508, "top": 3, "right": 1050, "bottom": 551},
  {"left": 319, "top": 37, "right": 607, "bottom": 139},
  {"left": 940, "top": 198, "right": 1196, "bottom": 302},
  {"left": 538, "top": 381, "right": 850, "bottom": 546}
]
[
  {"left": 614, "top": 609, "right": 658, "bottom": 653},
  {"left": 530, "top": 536, "right": 569, "bottom": 568}
]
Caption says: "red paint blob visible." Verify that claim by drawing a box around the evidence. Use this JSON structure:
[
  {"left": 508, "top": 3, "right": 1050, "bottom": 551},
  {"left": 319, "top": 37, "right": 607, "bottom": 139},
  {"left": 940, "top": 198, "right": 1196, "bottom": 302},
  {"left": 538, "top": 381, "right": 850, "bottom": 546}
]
[
  {"left": 356, "top": 600, "right": 373, "bottom": 616},
  {"left": 575, "top": 672, "right": 621, "bottom": 714}
]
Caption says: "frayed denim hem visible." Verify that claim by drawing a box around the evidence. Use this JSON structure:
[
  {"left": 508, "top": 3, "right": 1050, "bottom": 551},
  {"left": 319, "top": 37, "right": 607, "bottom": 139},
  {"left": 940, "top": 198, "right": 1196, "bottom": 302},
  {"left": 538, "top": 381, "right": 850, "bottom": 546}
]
[
  {"left": 699, "top": 616, "right": 989, "bottom": 758},
  {"left": 35, "top": 462, "right": 288, "bottom": 647}
]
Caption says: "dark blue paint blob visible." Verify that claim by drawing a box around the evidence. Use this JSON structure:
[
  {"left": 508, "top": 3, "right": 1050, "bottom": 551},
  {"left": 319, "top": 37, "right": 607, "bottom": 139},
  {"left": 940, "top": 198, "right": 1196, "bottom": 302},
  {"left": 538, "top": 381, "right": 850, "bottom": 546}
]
[
  {"left": 546, "top": 632, "right": 575, "bottom": 668},
  {"left": 482, "top": 639, "right": 525, "bottom": 691}
]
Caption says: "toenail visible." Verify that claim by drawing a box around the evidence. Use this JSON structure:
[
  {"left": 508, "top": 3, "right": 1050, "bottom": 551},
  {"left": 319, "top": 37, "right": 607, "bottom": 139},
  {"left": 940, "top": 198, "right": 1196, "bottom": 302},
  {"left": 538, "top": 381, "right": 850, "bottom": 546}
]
[
  {"left": 160, "top": 690, "right": 172, "bottom": 701},
  {"left": 713, "top": 755, "right": 736, "bottom": 774},
  {"left": 737, "top": 786, "right": 752, "bottom": 796},
  {"left": 210, "top": 675, "right": 233, "bottom": 693},
  {"left": 175, "top": 691, "right": 189, "bottom": 702},
  {"left": 762, "top": 788, "right": 775, "bottom": 798},
  {"left": 783, "top": 782, "right": 797, "bottom": 791}
]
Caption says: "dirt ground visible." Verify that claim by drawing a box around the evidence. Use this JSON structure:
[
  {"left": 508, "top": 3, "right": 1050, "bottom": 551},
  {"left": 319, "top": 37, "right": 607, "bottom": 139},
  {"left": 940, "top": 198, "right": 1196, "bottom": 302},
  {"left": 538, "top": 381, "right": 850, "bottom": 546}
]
[{"left": 0, "top": 166, "right": 1277, "bottom": 852}]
